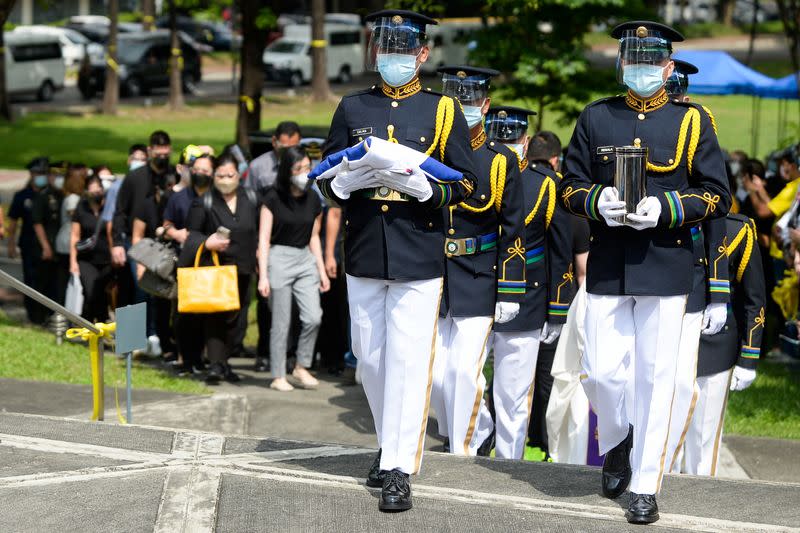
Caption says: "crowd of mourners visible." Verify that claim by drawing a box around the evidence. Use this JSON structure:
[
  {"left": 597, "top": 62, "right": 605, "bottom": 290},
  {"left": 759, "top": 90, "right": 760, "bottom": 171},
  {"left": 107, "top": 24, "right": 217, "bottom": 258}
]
[{"left": 3, "top": 124, "right": 350, "bottom": 390}]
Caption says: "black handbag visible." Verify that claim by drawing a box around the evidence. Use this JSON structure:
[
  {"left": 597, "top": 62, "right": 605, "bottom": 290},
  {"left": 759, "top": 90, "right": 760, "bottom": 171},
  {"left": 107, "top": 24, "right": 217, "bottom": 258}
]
[{"left": 75, "top": 215, "right": 104, "bottom": 252}]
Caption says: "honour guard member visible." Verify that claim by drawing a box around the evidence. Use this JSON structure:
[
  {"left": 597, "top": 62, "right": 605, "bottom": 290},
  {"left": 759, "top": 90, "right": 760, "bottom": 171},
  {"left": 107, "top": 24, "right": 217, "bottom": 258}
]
[
  {"left": 477, "top": 106, "right": 575, "bottom": 460},
  {"left": 662, "top": 59, "right": 731, "bottom": 473},
  {"left": 683, "top": 214, "right": 765, "bottom": 475},
  {"left": 312, "top": 9, "right": 477, "bottom": 512},
  {"left": 429, "top": 66, "right": 526, "bottom": 457},
  {"left": 558, "top": 21, "right": 730, "bottom": 523}
]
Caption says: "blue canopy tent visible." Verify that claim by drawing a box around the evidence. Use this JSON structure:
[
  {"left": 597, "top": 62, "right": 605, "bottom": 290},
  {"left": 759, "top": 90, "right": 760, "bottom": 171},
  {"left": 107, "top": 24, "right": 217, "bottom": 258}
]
[
  {"left": 672, "top": 50, "right": 789, "bottom": 155},
  {"left": 759, "top": 73, "right": 800, "bottom": 146}
]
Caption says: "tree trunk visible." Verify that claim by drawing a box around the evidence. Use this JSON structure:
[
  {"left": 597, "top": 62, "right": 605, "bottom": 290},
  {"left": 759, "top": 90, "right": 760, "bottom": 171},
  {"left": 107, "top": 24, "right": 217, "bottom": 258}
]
[
  {"left": 102, "top": 0, "right": 119, "bottom": 115},
  {"left": 719, "top": 0, "right": 736, "bottom": 26},
  {"left": 168, "top": 0, "right": 184, "bottom": 110},
  {"left": 775, "top": 0, "right": 800, "bottom": 102},
  {"left": 142, "top": 0, "right": 155, "bottom": 31},
  {"left": 746, "top": 0, "right": 760, "bottom": 65},
  {"left": 310, "top": 0, "right": 333, "bottom": 102},
  {"left": 235, "top": 0, "right": 269, "bottom": 149},
  {"left": 0, "top": 0, "right": 13, "bottom": 122}
]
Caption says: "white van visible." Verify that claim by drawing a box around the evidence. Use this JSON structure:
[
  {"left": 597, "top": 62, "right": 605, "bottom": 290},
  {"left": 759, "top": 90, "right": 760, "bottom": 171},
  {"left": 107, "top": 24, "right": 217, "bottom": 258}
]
[
  {"left": 263, "top": 23, "right": 365, "bottom": 86},
  {"left": 12, "top": 25, "right": 102, "bottom": 69},
  {"left": 4, "top": 32, "right": 66, "bottom": 101},
  {"left": 423, "top": 19, "right": 484, "bottom": 74}
]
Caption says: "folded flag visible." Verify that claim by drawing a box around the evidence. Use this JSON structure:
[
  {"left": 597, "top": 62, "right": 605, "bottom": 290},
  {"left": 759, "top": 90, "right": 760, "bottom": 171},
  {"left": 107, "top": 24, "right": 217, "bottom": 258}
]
[{"left": 309, "top": 136, "right": 463, "bottom": 183}]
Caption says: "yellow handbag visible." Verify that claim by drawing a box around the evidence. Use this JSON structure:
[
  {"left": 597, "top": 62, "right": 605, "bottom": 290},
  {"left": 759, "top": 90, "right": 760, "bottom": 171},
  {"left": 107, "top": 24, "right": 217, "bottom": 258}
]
[{"left": 177, "top": 243, "right": 240, "bottom": 313}]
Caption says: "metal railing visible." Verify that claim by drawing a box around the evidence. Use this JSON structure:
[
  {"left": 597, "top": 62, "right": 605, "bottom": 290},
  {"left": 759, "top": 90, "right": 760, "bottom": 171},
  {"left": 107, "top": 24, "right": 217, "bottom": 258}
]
[{"left": 0, "top": 268, "right": 108, "bottom": 420}]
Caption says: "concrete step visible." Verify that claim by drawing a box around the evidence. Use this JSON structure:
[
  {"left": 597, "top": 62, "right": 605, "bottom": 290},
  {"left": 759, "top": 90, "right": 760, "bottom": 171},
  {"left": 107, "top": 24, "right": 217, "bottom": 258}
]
[{"left": 0, "top": 412, "right": 796, "bottom": 532}]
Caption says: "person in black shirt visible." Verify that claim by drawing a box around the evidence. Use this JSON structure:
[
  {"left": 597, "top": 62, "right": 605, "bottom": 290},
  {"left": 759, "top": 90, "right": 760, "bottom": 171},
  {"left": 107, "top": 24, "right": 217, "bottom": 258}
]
[
  {"left": 7, "top": 157, "right": 49, "bottom": 323},
  {"left": 184, "top": 153, "right": 260, "bottom": 384},
  {"left": 257, "top": 146, "right": 329, "bottom": 392},
  {"left": 69, "top": 175, "right": 112, "bottom": 321},
  {"left": 31, "top": 162, "right": 65, "bottom": 315}
]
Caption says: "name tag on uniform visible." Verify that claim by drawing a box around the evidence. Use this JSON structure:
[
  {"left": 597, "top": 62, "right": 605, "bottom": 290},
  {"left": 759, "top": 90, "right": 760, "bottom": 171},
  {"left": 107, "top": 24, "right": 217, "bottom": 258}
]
[
  {"left": 352, "top": 127, "right": 373, "bottom": 137},
  {"left": 596, "top": 146, "right": 614, "bottom": 155}
]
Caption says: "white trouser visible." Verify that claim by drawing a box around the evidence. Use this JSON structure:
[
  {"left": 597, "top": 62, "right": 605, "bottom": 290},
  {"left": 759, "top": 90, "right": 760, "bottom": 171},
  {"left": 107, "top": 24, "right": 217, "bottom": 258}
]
[
  {"left": 346, "top": 275, "right": 443, "bottom": 475},
  {"left": 582, "top": 293, "right": 687, "bottom": 495},
  {"left": 666, "top": 311, "right": 703, "bottom": 473},
  {"left": 490, "top": 329, "right": 542, "bottom": 459},
  {"left": 683, "top": 368, "right": 733, "bottom": 476},
  {"left": 431, "top": 313, "right": 494, "bottom": 455}
]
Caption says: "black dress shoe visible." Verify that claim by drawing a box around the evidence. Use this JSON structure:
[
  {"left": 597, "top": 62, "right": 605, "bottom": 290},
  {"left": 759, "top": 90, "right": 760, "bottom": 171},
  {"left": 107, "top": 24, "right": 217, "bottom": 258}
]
[
  {"left": 627, "top": 493, "right": 659, "bottom": 524},
  {"left": 224, "top": 365, "right": 242, "bottom": 383},
  {"left": 254, "top": 358, "right": 270, "bottom": 372},
  {"left": 602, "top": 425, "right": 633, "bottom": 499},
  {"left": 205, "top": 363, "right": 224, "bottom": 384},
  {"left": 476, "top": 430, "right": 495, "bottom": 457},
  {"left": 379, "top": 469, "right": 412, "bottom": 512},
  {"left": 365, "top": 449, "right": 384, "bottom": 488},
  {"left": 442, "top": 437, "right": 450, "bottom": 453}
]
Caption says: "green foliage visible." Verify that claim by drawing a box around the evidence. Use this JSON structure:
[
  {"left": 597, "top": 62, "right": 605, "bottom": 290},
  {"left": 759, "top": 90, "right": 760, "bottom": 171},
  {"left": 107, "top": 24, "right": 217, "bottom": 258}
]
[
  {"left": 470, "top": 0, "right": 645, "bottom": 128},
  {"left": 384, "top": 0, "right": 446, "bottom": 16},
  {"left": 254, "top": 7, "right": 277, "bottom": 31}
]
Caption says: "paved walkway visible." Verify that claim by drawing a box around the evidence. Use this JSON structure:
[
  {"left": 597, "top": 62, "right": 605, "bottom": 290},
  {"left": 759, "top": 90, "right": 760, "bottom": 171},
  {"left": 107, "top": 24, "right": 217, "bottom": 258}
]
[{"left": 0, "top": 412, "right": 798, "bottom": 532}]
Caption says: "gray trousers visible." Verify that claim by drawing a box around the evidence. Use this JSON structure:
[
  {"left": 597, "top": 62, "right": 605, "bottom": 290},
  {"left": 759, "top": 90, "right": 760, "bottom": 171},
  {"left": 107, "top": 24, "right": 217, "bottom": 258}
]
[{"left": 268, "top": 245, "right": 322, "bottom": 378}]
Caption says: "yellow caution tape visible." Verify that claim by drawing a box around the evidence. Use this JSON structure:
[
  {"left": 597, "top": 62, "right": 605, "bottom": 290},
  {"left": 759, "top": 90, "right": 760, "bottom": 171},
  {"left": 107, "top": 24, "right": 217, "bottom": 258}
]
[
  {"left": 310, "top": 39, "right": 327, "bottom": 48},
  {"left": 114, "top": 383, "right": 127, "bottom": 424},
  {"left": 106, "top": 57, "right": 119, "bottom": 72}
]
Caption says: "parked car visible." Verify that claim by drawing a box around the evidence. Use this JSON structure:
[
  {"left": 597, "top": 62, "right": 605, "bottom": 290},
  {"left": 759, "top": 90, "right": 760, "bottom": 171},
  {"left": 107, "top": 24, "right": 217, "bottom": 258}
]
[
  {"left": 4, "top": 31, "right": 65, "bottom": 101},
  {"left": 156, "top": 15, "right": 240, "bottom": 51},
  {"left": 263, "top": 23, "right": 364, "bottom": 86},
  {"left": 77, "top": 30, "right": 202, "bottom": 99},
  {"left": 11, "top": 25, "right": 103, "bottom": 69}
]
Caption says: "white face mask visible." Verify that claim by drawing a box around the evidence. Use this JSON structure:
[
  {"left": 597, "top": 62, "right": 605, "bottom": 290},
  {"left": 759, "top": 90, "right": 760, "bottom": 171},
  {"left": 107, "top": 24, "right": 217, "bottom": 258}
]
[
  {"left": 376, "top": 53, "right": 419, "bottom": 87},
  {"left": 129, "top": 160, "right": 146, "bottom": 171},
  {"left": 462, "top": 104, "right": 485, "bottom": 129},
  {"left": 53, "top": 176, "right": 65, "bottom": 190},
  {"left": 100, "top": 176, "right": 115, "bottom": 191},
  {"left": 290, "top": 172, "right": 309, "bottom": 191},
  {"left": 214, "top": 176, "right": 239, "bottom": 195}
]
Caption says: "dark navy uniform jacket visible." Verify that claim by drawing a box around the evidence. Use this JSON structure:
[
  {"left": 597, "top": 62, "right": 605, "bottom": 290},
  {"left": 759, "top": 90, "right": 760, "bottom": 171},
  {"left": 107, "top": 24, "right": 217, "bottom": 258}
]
[
  {"left": 317, "top": 78, "right": 478, "bottom": 281},
  {"left": 687, "top": 216, "right": 730, "bottom": 313},
  {"left": 698, "top": 215, "right": 765, "bottom": 376},
  {"left": 495, "top": 161, "right": 575, "bottom": 332},
  {"left": 558, "top": 90, "right": 731, "bottom": 296},
  {"left": 441, "top": 134, "right": 526, "bottom": 317}
]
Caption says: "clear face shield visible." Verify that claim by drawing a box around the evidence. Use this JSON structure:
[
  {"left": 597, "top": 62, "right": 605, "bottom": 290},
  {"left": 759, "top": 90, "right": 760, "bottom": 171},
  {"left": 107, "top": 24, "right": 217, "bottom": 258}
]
[
  {"left": 441, "top": 74, "right": 488, "bottom": 107},
  {"left": 366, "top": 17, "right": 425, "bottom": 71},
  {"left": 665, "top": 70, "right": 689, "bottom": 98},
  {"left": 616, "top": 29, "right": 672, "bottom": 96},
  {"left": 485, "top": 112, "right": 528, "bottom": 144}
]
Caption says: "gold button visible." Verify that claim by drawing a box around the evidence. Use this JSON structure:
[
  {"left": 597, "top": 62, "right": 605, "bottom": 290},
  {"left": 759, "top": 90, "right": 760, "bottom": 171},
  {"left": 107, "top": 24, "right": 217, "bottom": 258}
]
[
  {"left": 420, "top": 136, "right": 426, "bottom": 142},
  {"left": 381, "top": 204, "right": 389, "bottom": 213},
  {"left": 391, "top": 101, "right": 398, "bottom": 108},
  {"left": 532, "top": 164, "right": 537, "bottom": 168},
  {"left": 634, "top": 137, "right": 641, "bottom": 145},
  {"left": 446, "top": 253, "right": 453, "bottom": 258},
  {"left": 603, "top": 155, "right": 609, "bottom": 161},
  {"left": 493, "top": 265, "right": 497, "bottom": 271},
  {"left": 480, "top": 194, "right": 486, "bottom": 200},
  {"left": 358, "top": 136, "right": 363, "bottom": 141},
  {"left": 724, "top": 325, "right": 729, "bottom": 331},
  {"left": 428, "top": 222, "right": 433, "bottom": 228},
  {"left": 448, "top": 228, "right": 455, "bottom": 235},
  {"left": 638, "top": 113, "right": 645, "bottom": 120},
  {"left": 669, "top": 158, "right": 674, "bottom": 164},
  {"left": 677, "top": 239, "right": 682, "bottom": 245}
]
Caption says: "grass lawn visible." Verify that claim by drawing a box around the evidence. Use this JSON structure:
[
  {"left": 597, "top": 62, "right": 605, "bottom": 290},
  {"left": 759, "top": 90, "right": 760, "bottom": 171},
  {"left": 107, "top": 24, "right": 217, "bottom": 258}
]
[
  {"left": 725, "top": 360, "right": 800, "bottom": 440},
  {"left": 1, "top": 91, "right": 794, "bottom": 175},
  {"left": 0, "top": 312, "right": 210, "bottom": 394}
]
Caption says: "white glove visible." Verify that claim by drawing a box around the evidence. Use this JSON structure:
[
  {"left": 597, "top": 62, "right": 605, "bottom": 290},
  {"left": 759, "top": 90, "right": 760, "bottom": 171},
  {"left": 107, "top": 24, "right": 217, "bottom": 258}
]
[
  {"left": 375, "top": 169, "right": 433, "bottom": 202},
  {"left": 539, "top": 322, "right": 563, "bottom": 344},
  {"left": 597, "top": 187, "right": 626, "bottom": 227},
  {"left": 730, "top": 366, "right": 757, "bottom": 391},
  {"left": 626, "top": 196, "right": 662, "bottom": 230},
  {"left": 701, "top": 303, "right": 728, "bottom": 335},
  {"left": 330, "top": 166, "right": 382, "bottom": 199},
  {"left": 494, "top": 301, "right": 520, "bottom": 324}
]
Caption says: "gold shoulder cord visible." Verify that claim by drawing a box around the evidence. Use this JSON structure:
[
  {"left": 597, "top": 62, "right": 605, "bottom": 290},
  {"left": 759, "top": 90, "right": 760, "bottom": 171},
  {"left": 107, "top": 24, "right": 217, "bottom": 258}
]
[
  {"left": 525, "top": 176, "right": 555, "bottom": 226},
  {"left": 725, "top": 223, "right": 753, "bottom": 282},
  {"left": 701, "top": 105, "right": 718, "bottom": 135},
  {"left": 457, "top": 153, "right": 507, "bottom": 213},
  {"left": 646, "top": 107, "right": 701, "bottom": 174}
]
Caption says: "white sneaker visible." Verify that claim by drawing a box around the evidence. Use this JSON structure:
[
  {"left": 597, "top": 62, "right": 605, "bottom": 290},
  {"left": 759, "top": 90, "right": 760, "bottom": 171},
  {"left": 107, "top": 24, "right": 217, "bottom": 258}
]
[{"left": 147, "top": 335, "right": 162, "bottom": 357}]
